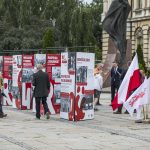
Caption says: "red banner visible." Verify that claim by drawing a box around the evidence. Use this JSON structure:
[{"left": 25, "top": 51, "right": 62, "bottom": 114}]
[
  {"left": 46, "top": 54, "right": 61, "bottom": 114},
  {"left": 22, "top": 55, "right": 34, "bottom": 68},
  {"left": 3, "top": 56, "right": 13, "bottom": 79}
]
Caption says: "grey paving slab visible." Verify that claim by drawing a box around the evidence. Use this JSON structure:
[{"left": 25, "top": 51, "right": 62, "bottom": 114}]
[{"left": 0, "top": 92, "right": 150, "bottom": 150}]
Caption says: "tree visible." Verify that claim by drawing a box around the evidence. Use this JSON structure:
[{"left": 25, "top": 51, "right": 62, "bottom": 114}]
[
  {"left": 0, "top": 0, "right": 103, "bottom": 54},
  {"left": 137, "top": 44, "right": 146, "bottom": 72},
  {"left": 42, "top": 27, "right": 55, "bottom": 48}
]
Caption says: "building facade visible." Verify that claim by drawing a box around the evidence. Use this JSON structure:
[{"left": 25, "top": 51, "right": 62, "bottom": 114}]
[{"left": 102, "top": 0, "right": 150, "bottom": 68}]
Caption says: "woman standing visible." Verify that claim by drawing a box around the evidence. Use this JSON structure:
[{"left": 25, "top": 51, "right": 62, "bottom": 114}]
[{"left": 94, "top": 68, "right": 103, "bottom": 111}]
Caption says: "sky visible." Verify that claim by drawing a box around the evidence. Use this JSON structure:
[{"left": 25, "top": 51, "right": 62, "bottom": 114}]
[{"left": 83, "top": 0, "right": 93, "bottom": 4}]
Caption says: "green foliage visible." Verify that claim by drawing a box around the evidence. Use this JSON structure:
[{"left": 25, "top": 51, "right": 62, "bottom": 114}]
[
  {"left": 137, "top": 44, "right": 146, "bottom": 72},
  {"left": 0, "top": 0, "right": 103, "bottom": 57},
  {"left": 95, "top": 46, "right": 102, "bottom": 60},
  {"left": 42, "top": 27, "right": 54, "bottom": 49}
]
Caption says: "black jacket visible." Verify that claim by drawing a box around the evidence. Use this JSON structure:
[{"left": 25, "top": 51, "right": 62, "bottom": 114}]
[
  {"left": 32, "top": 70, "right": 50, "bottom": 97},
  {"left": 111, "top": 67, "right": 122, "bottom": 86}
]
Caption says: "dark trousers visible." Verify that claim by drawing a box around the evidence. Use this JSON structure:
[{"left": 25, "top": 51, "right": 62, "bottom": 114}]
[
  {"left": 0, "top": 90, "right": 3, "bottom": 114},
  {"left": 94, "top": 90, "right": 101, "bottom": 104},
  {"left": 111, "top": 83, "right": 123, "bottom": 113},
  {"left": 111, "top": 83, "right": 119, "bottom": 102},
  {"left": 0, "top": 99, "right": 3, "bottom": 114},
  {"left": 35, "top": 97, "right": 49, "bottom": 118},
  {"left": 117, "top": 104, "right": 123, "bottom": 113}
]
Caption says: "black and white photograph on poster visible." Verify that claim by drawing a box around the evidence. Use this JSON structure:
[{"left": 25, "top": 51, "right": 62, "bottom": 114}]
[
  {"left": 17, "top": 55, "right": 22, "bottom": 66},
  {"left": 52, "top": 67, "right": 61, "bottom": 82},
  {"left": 68, "top": 53, "right": 75, "bottom": 72},
  {"left": 22, "top": 68, "right": 34, "bottom": 82},
  {"left": 34, "top": 55, "right": 46, "bottom": 68},
  {"left": 80, "top": 94, "right": 93, "bottom": 111},
  {"left": 12, "top": 87, "right": 21, "bottom": 99},
  {"left": 76, "top": 66, "right": 87, "bottom": 83},
  {"left": 0, "top": 56, "right": 3, "bottom": 72},
  {"left": 60, "top": 98, "right": 71, "bottom": 112},
  {"left": 54, "top": 84, "right": 61, "bottom": 104},
  {"left": 8, "top": 79, "right": 12, "bottom": 92}
]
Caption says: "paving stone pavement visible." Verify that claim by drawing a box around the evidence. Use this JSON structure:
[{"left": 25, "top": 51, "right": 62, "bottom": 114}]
[{"left": 0, "top": 93, "right": 150, "bottom": 150}]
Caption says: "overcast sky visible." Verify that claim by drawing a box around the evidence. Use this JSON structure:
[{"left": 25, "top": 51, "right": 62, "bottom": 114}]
[{"left": 83, "top": 0, "right": 93, "bottom": 4}]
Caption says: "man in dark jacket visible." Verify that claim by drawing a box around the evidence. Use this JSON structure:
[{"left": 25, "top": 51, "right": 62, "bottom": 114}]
[
  {"left": 110, "top": 62, "right": 122, "bottom": 105},
  {"left": 32, "top": 64, "right": 50, "bottom": 119},
  {"left": 114, "top": 61, "right": 131, "bottom": 114}
]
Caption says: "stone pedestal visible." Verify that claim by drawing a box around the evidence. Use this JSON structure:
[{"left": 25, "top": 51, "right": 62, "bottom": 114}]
[{"left": 102, "top": 38, "right": 132, "bottom": 87}]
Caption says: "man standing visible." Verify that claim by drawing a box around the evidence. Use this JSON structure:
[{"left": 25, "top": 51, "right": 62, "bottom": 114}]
[
  {"left": 32, "top": 64, "right": 50, "bottom": 119},
  {"left": 0, "top": 72, "right": 7, "bottom": 118},
  {"left": 110, "top": 62, "right": 122, "bottom": 106}
]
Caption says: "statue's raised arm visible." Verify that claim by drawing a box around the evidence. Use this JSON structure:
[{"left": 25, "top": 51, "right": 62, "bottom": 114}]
[{"left": 102, "top": 0, "right": 131, "bottom": 66}]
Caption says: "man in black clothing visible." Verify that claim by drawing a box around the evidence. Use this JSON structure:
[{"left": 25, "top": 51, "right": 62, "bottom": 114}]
[
  {"left": 110, "top": 62, "right": 122, "bottom": 105},
  {"left": 114, "top": 61, "right": 131, "bottom": 114},
  {"left": 114, "top": 68, "right": 127, "bottom": 114},
  {"left": 32, "top": 64, "right": 50, "bottom": 119}
]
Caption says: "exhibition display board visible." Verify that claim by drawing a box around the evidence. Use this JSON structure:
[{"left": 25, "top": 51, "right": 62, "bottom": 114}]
[
  {"left": 22, "top": 54, "right": 34, "bottom": 110},
  {"left": 32, "top": 54, "right": 61, "bottom": 114},
  {"left": 46, "top": 54, "right": 61, "bottom": 114},
  {"left": 3, "top": 56, "right": 13, "bottom": 106},
  {"left": 0, "top": 56, "right": 4, "bottom": 104},
  {"left": 1, "top": 54, "right": 61, "bottom": 113},
  {"left": 60, "top": 52, "right": 95, "bottom": 121},
  {"left": 12, "top": 55, "right": 22, "bottom": 109},
  {"left": 1, "top": 52, "right": 94, "bottom": 121}
]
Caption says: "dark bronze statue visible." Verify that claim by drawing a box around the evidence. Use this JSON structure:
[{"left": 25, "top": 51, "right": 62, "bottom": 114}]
[{"left": 102, "top": 0, "right": 131, "bottom": 66}]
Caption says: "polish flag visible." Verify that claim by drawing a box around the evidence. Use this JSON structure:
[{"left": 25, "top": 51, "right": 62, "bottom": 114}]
[
  {"left": 112, "top": 54, "right": 141, "bottom": 111},
  {"left": 123, "top": 77, "right": 150, "bottom": 116}
]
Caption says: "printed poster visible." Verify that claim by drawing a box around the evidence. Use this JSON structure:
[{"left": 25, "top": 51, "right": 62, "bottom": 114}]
[
  {"left": 60, "top": 52, "right": 76, "bottom": 120},
  {"left": 12, "top": 55, "right": 22, "bottom": 109},
  {"left": 75, "top": 52, "right": 95, "bottom": 120},
  {"left": 46, "top": 54, "right": 61, "bottom": 114},
  {"left": 3, "top": 56, "right": 13, "bottom": 106},
  {"left": 22, "top": 54, "right": 34, "bottom": 109}
]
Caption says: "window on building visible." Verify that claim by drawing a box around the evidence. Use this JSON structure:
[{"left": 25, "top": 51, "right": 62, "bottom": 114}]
[{"left": 137, "top": 0, "right": 142, "bottom": 9}]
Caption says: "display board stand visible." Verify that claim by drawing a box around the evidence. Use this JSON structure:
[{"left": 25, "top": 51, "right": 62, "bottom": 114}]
[{"left": 60, "top": 52, "right": 95, "bottom": 121}]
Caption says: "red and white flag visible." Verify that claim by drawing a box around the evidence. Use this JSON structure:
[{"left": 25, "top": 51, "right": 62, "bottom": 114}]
[
  {"left": 123, "top": 78, "right": 150, "bottom": 116},
  {"left": 112, "top": 54, "right": 141, "bottom": 111}
]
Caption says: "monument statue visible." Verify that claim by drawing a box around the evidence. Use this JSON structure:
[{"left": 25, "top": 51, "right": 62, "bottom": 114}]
[{"left": 102, "top": 0, "right": 131, "bottom": 67}]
